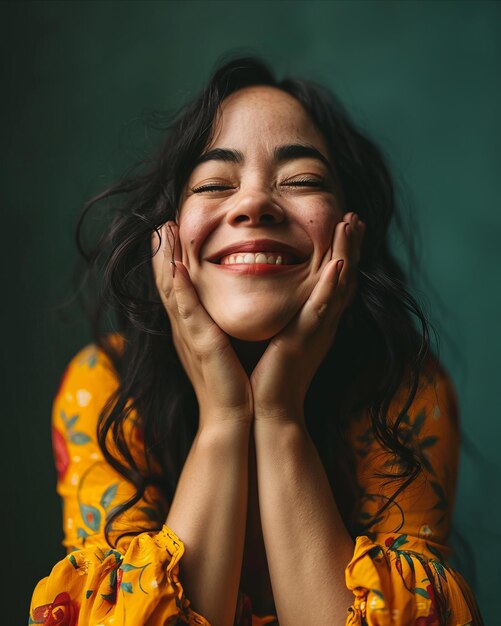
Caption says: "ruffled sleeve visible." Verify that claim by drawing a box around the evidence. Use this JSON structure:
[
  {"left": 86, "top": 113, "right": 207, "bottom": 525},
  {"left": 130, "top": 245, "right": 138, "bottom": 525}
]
[
  {"left": 30, "top": 337, "right": 210, "bottom": 626},
  {"left": 343, "top": 362, "right": 484, "bottom": 626}
]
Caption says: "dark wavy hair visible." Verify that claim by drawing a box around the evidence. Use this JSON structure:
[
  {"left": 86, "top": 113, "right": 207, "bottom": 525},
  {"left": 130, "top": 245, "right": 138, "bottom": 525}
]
[{"left": 75, "top": 54, "right": 434, "bottom": 547}]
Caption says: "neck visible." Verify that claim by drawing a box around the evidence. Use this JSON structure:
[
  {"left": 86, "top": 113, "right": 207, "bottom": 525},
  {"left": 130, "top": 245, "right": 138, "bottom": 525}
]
[{"left": 230, "top": 338, "right": 269, "bottom": 376}]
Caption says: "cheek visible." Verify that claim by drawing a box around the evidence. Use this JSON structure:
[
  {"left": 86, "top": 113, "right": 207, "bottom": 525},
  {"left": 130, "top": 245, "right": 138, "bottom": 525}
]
[
  {"left": 178, "top": 209, "right": 216, "bottom": 268},
  {"left": 302, "top": 202, "right": 341, "bottom": 249}
]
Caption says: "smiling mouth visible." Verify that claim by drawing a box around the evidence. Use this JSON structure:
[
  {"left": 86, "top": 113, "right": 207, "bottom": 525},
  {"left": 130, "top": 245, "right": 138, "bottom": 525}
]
[{"left": 219, "top": 252, "right": 298, "bottom": 266}]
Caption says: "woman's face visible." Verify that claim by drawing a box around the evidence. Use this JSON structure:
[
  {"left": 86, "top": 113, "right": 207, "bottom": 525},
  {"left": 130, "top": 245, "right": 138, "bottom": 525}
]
[{"left": 175, "top": 85, "right": 344, "bottom": 341}]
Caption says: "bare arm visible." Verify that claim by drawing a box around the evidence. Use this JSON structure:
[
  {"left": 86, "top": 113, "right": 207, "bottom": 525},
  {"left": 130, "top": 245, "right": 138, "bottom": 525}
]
[
  {"left": 152, "top": 223, "right": 254, "bottom": 626},
  {"left": 250, "top": 213, "right": 365, "bottom": 624},
  {"left": 254, "top": 419, "right": 354, "bottom": 626},
  {"left": 166, "top": 421, "right": 251, "bottom": 626}
]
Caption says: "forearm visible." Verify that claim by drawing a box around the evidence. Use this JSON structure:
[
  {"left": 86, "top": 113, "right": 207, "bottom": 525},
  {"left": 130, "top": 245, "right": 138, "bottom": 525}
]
[
  {"left": 166, "top": 421, "right": 251, "bottom": 626},
  {"left": 254, "top": 419, "right": 355, "bottom": 626}
]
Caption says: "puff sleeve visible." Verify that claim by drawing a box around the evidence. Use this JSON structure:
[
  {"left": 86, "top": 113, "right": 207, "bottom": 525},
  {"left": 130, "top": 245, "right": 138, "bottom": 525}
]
[
  {"left": 29, "top": 340, "right": 210, "bottom": 626},
  {"left": 343, "top": 363, "right": 484, "bottom": 626}
]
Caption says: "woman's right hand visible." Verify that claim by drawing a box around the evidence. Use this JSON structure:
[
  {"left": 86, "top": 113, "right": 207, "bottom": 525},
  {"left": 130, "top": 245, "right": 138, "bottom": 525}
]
[{"left": 151, "top": 221, "right": 253, "bottom": 429}]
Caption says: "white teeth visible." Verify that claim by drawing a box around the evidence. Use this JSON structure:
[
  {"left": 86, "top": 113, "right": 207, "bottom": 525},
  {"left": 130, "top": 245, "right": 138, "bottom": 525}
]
[{"left": 220, "top": 252, "right": 289, "bottom": 265}]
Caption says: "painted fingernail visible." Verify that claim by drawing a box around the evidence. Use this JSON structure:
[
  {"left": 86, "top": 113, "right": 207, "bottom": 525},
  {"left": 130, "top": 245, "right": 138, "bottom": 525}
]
[{"left": 337, "top": 259, "right": 344, "bottom": 274}]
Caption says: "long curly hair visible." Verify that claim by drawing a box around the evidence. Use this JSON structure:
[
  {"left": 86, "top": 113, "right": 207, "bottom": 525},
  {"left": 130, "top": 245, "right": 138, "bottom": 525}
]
[{"left": 74, "top": 54, "right": 433, "bottom": 546}]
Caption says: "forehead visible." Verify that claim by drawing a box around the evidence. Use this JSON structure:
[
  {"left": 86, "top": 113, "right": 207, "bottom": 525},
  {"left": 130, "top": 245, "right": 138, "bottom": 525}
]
[{"left": 208, "top": 85, "right": 327, "bottom": 151}]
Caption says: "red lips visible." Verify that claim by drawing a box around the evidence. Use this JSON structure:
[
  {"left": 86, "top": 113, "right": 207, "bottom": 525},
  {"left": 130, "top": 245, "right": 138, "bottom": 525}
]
[{"left": 206, "top": 238, "right": 308, "bottom": 264}]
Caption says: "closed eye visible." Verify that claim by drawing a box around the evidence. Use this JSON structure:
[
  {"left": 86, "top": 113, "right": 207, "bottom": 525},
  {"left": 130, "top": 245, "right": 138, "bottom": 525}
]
[
  {"left": 284, "top": 179, "right": 325, "bottom": 187},
  {"left": 192, "top": 184, "right": 233, "bottom": 193},
  {"left": 192, "top": 179, "right": 327, "bottom": 193}
]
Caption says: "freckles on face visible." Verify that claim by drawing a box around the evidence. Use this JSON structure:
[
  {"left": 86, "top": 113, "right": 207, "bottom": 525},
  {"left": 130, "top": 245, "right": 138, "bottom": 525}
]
[
  {"left": 173, "top": 85, "right": 344, "bottom": 340},
  {"left": 177, "top": 209, "right": 214, "bottom": 269}
]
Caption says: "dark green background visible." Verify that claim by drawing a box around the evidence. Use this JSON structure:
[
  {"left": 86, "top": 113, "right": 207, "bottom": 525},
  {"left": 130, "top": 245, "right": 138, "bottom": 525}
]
[{"left": 2, "top": 1, "right": 499, "bottom": 623}]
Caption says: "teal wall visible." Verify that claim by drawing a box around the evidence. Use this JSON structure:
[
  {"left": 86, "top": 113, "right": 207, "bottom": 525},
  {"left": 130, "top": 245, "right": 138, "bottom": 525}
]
[{"left": 2, "top": 1, "right": 498, "bottom": 622}]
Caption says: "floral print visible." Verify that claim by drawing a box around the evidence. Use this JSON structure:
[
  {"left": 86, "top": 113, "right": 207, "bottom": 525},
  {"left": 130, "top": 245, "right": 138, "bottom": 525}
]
[
  {"left": 29, "top": 334, "right": 482, "bottom": 625},
  {"left": 30, "top": 592, "right": 79, "bottom": 626}
]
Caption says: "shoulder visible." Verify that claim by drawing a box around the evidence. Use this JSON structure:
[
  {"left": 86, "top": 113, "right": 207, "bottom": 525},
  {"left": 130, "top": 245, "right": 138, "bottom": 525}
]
[
  {"left": 389, "top": 353, "right": 460, "bottom": 433},
  {"left": 348, "top": 353, "right": 460, "bottom": 441},
  {"left": 348, "top": 354, "right": 461, "bottom": 542},
  {"left": 54, "top": 333, "right": 125, "bottom": 404},
  {"left": 52, "top": 333, "right": 126, "bottom": 448}
]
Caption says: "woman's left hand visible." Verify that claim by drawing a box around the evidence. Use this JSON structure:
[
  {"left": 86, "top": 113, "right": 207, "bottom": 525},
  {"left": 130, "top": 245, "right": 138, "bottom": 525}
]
[{"left": 250, "top": 211, "right": 365, "bottom": 423}]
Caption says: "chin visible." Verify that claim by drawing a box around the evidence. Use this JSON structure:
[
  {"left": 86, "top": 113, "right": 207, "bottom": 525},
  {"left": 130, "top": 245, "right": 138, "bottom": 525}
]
[
  {"left": 221, "top": 323, "right": 282, "bottom": 342},
  {"left": 214, "top": 308, "right": 296, "bottom": 342},
  {"left": 201, "top": 289, "right": 308, "bottom": 341}
]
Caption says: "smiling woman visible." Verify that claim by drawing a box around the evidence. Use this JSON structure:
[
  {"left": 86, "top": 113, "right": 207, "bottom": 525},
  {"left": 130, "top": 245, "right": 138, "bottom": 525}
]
[
  {"left": 30, "top": 56, "right": 483, "bottom": 626},
  {"left": 174, "top": 85, "right": 345, "bottom": 342}
]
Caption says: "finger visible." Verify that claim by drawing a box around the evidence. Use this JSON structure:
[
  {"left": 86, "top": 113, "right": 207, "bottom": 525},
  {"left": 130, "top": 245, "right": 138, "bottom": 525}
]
[
  {"left": 165, "top": 220, "right": 183, "bottom": 264},
  {"left": 288, "top": 257, "right": 344, "bottom": 338},
  {"left": 350, "top": 213, "right": 365, "bottom": 263},
  {"left": 151, "top": 224, "right": 174, "bottom": 298},
  {"left": 331, "top": 214, "right": 351, "bottom": 266},
  {"left": 171, "top": 260, "right": 221, "bottom": 339}
]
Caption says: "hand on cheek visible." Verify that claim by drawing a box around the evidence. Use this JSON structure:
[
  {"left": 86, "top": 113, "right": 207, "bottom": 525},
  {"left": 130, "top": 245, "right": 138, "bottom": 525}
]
[
  {"left": 250, "top": 211, "right": 365, "bottom": 422},
  {"left": 151, "top": 221, "right": 253, "bottom": 427}
]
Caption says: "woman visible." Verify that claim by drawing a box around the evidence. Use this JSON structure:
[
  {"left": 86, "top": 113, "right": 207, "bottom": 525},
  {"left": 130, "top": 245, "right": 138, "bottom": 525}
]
[{"left": 30, "top": 56, "right": 483, "bottom": 626}]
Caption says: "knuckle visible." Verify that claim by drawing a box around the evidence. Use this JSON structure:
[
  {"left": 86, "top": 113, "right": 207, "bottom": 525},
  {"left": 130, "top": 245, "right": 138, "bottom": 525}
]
[{"left": 313, "top": 302, "right": 329, "bottom": 321}]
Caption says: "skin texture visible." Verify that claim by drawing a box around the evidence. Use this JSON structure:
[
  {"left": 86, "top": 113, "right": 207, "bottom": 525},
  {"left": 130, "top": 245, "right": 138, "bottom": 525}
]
[
  {"left": 177, "top": 85, "right": 345, "bottom": 342},
  {"left": 150, "top": 86, "right": 365, "bottom": 626}
]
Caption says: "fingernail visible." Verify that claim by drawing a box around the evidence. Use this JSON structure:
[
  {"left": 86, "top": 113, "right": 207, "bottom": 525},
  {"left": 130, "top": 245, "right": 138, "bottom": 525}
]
[{"left": 337, "top": 259, "right": 344, "bottom": 274}]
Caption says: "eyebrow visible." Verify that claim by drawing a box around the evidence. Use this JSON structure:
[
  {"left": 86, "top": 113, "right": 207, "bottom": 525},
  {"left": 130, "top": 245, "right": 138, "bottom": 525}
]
[{"left": 193, "top": 143, "right": 332, "bottom": 171}]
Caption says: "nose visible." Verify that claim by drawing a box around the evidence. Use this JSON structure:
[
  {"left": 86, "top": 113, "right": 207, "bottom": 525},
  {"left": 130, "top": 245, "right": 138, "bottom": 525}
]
[{"left": 226, "top": 189, "right": 285, "bottom": 226}]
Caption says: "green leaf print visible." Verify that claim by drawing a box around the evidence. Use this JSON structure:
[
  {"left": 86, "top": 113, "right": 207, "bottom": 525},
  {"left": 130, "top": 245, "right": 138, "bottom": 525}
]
[
  {"left": 66, "top": 415, "right": 79, "bottom": 430},
  {"left": 432, "top": 560, "right": 448, "bottom": 581},
  {"left": 414, "top": 587, "right": 430, "bottom": 599},
  {"left": 100, "top": 483, "right": 118, "bottom": 510},
  {"left": 70, "top": 431, "right": 92, "bottom": 445},
  {"left": 420, "top": 435, "right": 439, "bottom": 448},
  {"left": 68, "top": 554, "right": 80, "bottom": 569},
  {"left": 413, "top": 408, "right": 426, "bottom": 436},
  {"left": 430, "top": 481, "right": 447, "bottom": 511},
  {"left": 401, "top": 551, "right": 416, "bottom": 575},
  {"left": 120, "top": 563, "right": 143, "bottom": 572},
  {"left": 87, "top": 351, "right": 98, "bottom": 368},
  {"left": 426, "top": 541, "right": 445, "bottom": 563},
  {"left": 121, "top": 582, "right": 133, "bottom": 593},
  {"left": 389, "top": 534, "right": 408, "bottom": 550},
  {"left": 370, "top": 588, "right": 384, "bottom": 600},
  {"left": 80, "top": 503, "right": 101, "bottom": 531}
]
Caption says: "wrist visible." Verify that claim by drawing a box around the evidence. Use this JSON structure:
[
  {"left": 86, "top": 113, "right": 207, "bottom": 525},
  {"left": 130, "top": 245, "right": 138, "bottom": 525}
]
[
  {"left": 253, "top": 417, "right": 309, "bottom": 452},
  {"left": 253, "top": 404, "right": 305, "bottom": 425},
  {"left": 197, "top": 416, "right": 253, "bottom": 443}
]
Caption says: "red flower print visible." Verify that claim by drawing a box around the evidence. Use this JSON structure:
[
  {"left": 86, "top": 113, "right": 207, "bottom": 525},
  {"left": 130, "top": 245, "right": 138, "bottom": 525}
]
[
  {"left": 116, "top": 567, "right": 123, "bottom": 590},
  {"left": 384, "top": 536, "right": 396, "bottom": 548},
  {"left": 414, "top": 584, "right": 438, "bottom": 626},
  {"left": 32, "top": 592, "right": 79, "bottom": 626},
  {"left": 52, "top": 427, "right": 70, "bottom": 480}
]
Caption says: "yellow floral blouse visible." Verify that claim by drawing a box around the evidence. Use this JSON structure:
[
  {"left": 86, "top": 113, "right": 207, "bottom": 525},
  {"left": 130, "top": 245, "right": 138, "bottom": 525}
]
[{"left": 30, "top": 334, "right": 483, "bottom": 626}]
